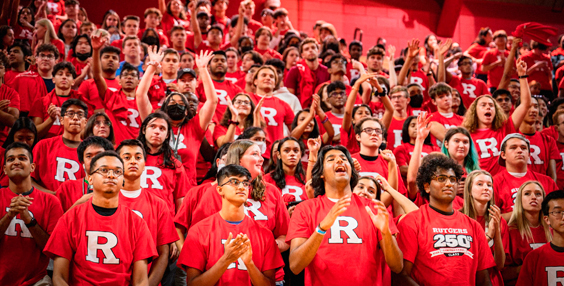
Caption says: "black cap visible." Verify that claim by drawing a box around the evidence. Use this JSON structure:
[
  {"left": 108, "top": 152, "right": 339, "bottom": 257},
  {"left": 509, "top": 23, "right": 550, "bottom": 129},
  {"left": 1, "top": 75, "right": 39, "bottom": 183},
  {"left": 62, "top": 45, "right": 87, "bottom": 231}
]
[
  {"left": 261, "top": 8, "right": 274, "bottom": 17},
  {"left": 177, "top": 68, "right": 196, "bottom": 80}
]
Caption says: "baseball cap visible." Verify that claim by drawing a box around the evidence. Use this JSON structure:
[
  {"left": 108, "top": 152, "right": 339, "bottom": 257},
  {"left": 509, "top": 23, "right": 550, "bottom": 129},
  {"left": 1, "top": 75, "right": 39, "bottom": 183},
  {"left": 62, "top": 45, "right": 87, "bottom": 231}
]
[
  {"left": 498, "top": 133, "right": 530, "bottom": 167},
  {"left": 177, "top": 68, "right": 196, "bottom": 80}
]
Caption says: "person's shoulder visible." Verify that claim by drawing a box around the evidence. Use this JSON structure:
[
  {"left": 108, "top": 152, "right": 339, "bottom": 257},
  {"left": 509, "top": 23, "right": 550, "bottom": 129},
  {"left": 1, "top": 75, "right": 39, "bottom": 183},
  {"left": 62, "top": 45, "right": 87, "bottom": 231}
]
[
  {"left": 143, "top": 189, "right": 170, "bottom": 207},
  {"left": 531, "top": 171, "right": 554, "bottom": 183},
  {"left": 34, "top": 135, "right": 59, "bottom": 148},
  {"left": 350, "top": 152, "right": 361, "bottom": 159},
  {"left": 13, "top": 70, "right": 40, "bottom": 79}
]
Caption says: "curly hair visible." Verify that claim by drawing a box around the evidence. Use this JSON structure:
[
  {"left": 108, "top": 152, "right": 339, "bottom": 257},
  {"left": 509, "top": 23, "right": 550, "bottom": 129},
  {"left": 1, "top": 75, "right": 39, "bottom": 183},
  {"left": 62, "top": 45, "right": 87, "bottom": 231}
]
[
  {"left": 416, "top": 153, "right": 464, "bottom": 201},
  {"left": 225, "top": 140, "right": 266, "bottom": 201},
  {"left": 312, "top": 145, "right": 359, "bottom": 197},
  {"left": 462, "top": 95, "right": 507, "bottom": 133}
]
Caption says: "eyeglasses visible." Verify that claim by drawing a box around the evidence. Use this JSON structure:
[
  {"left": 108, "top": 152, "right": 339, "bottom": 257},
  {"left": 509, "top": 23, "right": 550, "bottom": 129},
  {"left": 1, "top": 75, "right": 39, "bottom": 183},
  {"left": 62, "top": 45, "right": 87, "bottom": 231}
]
[
  {"left": 234, "top": 100, "right": 251, "bottom": 106},
  {"left": 95, "top": 120, "right": 111, "bottom": 126},
  {"left": 220, "top": 178, "right": 251, "bottom": 188},
  {"left": 328, "top": 91, "right": 346, "bottom": 98},
  {"left": 37, "top": 54, "right": 55, "bottom": 60},
  {"left": 64, "top": 111, "right": 86, "bottom": 119},
  {"left": 362, "top": 127, "right": 383, "bottom": 135},
  {"left": 431, "top": 175, "right": 459, "bottom": 184},
  {"left": 549, "top": 210, "right": 564, "bottom": 219},
  {"left": 496, "top": 97, "right": 511, "bottom": 103},
  {"left": 92, "top": 167, "right": 123, "bottom": 177},
  {"left": 390, "top": 95, "right": 406, "bottom": 100},
  {"left": 332, "top": 60, "right": 347, "bottom": 65},
  {"left": 121, "top": 73, "right": 138, "bottom": 79}
]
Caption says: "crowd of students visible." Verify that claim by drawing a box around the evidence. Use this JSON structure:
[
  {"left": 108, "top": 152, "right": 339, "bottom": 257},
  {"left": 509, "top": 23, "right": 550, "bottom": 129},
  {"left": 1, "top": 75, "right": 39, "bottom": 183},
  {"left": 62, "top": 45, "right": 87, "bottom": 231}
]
[{"left": 1, "top": 0, "right": 564, "bottom": 285}]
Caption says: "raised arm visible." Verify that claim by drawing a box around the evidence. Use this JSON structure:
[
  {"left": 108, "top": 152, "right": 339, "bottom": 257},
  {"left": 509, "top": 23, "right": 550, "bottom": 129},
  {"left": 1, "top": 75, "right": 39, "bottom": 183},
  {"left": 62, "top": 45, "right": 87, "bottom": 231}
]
[
  {"left": 511, "top": 59, "right": 531, "bottom": 130},
  {"left": 397, "top": 39, "right": 420, "bottom": 86},
  {"left": 406, "top": 112, "right": 432, "bottom": 199},
  {"left": 436, "top": 39, "right": 452, "bottom": 83},
  {"left": 158, "top": 0, "right": 167, "bottom": 15},
  {"left": 305, "top": 137, "right": 321, "bottom": 191},
  {"left": 366, "top": 200, "right": 403, "bottom": 273},
  {"left": 290, "top": 96, "right": 317, "bottom": 140},
  {"left": 136, "top": 46, "right": 164, "bottom": 120},
  {"left": 91, "top": 35, "right": 109, "bottom": 102},
  {"left": 313, "top": 94, "right": 334, "bottom": 145},
  {"left": 386, "top": 45, "right": 398, "bottom": 87},
  {"left": 229, "top": 3, "right": 246, "bottom": 49},
  {"left": 342, "top": 73, "right": 376, "bottom": 133},
  {"left": 498, "top": 38, "right": 521, "bottom": 90},
  {"left": 196, "top": 51, "right": 219, "bottom": 130},
  {"left": 189, "top": 2, "right": 203, "bottom": 49}
]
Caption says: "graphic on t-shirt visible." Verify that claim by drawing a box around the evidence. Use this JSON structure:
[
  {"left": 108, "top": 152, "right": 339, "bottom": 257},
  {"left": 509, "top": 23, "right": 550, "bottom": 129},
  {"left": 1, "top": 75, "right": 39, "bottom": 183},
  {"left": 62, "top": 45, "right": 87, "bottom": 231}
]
[
  {"left": 244, "top": 200, "right": 268, "bottom": 220},
  {"left": 430, "top": 228, "right": 474, "bottom": 258},
  {"left": 4, "top": 208, "right": 34, "bottom": 238},
  {"left": 85, "top": 231, "right": 120, "bottom": 264},
  {"left": 327, "top": 216, "right": 363, "bottom": 244},
  {"left": 141, "top": 166, "right": 164, "bottom": 190},
  {"left": 281, "top": 185, "right": 305, "bottom": 202}
]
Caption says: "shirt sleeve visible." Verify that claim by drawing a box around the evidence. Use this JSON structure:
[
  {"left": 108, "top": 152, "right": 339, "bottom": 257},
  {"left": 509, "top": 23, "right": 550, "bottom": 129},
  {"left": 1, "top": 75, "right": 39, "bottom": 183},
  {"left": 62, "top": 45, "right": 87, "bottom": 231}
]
[
  {"left": 474, "top": 223, "right": 496, "bottom": 271},
  {"left": 157, "top": 200, "right": 180, "bottom": 246},
  {"left": 133, "top": 215, "right": 158, "bottom": 262},
  {"left": 260, "top": 230, "right": 285, "bottom": 272},
  {"left": 284, "top": 67, "right": 299, "bottom": 91},
  {"left": 515, "top": 249, "right": 536, "bottom": 286},
  {"left": 393, "top": 145, "right": 408, "bottom": 166},
  {"left": 43, "top": 214, "right": 74, "bottom": 260},
  {"left": 285, "top": 202, "right": 312, "bottom": 244},
  {"left": 272, "top": 187, "right": 290, "bottom": 238},
  {"left": 481, "top": 51, "right": 495, "bottom": 66},
  {"left": 396, "top": 214, "right": 419, "bottom": 263},
  {"left": 177, "top": 226, "right": 207, "bottom": 271}
]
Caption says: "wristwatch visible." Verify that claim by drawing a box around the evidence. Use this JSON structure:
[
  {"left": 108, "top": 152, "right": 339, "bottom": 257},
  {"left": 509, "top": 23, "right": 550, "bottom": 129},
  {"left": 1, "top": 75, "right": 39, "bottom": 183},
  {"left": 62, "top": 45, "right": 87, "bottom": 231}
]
[{"left": 25, "top": 217, "right": 37, "bottom": 228}]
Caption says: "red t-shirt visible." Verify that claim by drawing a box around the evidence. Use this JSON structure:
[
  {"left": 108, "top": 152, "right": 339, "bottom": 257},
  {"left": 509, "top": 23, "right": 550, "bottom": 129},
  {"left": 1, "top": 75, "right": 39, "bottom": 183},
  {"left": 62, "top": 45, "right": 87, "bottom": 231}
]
[
  {"left": 213, "top": 123, "right": 244, "bottom": 145},
  {"left": 161, "top": 13, "right": 190, "bottom": 37},
  {"left": 141, "top": 153, "right": 190, "bottom": 216},
  {"left": 448, "top": 75, "right": 490, "bottom": 109},
  {"left": 520, "top": 131, "right": 559, "bottom": 176},
  {"left": 8, "top": 71, "right": 48, "bottom": 113},
  {"left": 68, "top": 56, "right": 89, "bottom": 77},
  {"left": 555, "top": 141, "right": 564, "bottom": 190},
  {"left": 284, "top": 64, "right": 330, "bottom": 107},
  {"left": 137, "top": 28, "right": 170, "bottom": 47},
  {"left": 102, "top": 89, "right": 143, "bottom": 146},
  {"left": 429, "top": 112, "right": 464, "bottom": 145},
  {"left": 171, "top": 114, "right": 206, "bottom": 186},
  {"left": 471, "top": 118, "right": 516, "bottom": 175},
  {"left": 520, "top": 51, "right": 553, "bottom": 90},
  {"left": 249, "top": 93, "right": 295, "bottom": 150},
  {"left": 0, "top": 188, "right": 63, "bottom": 286},
  {"left": 196, "top": 79, "right": 243, "bottom": 123},
  {"left": 481, "top": 49, "right": 510, "bottom": 88},
  {"left": 147, "top": 76, "right": 168, "bottom": 110},
  {"left": 409, "top": 69, "right": 430, "bottom": 100},
  {"left": 248, "top": 19, "right": 263, "bottom": 33},
  {"left": 339, "top": 125, "right": 360, "bottom": 155},
  {"left": 13, "top": 24, "right": 33, "bottom": 41},
  {"left": 466, "top": 43, "right": 489, "bottom": 75},
  {"left": 56, "top": 178, "right": 89, "bottom": 212},
  {"left": 264, "top": 173, "right": 308, "bottom": 202},
  {"left": 493, "top": 169, "right": 558, "bottom": 214},
  {"left": 397, "top": 204, "right": 496, "bottom": 285},
  {"left": 225, "top": 70, "right": 246, "bottom": 83},
  {"left": 476, "top": 215, "right": 510, "bottom": 286},
  {"left": 177, "top": 214, "right": 284, "bottom": 285},
  {"left": 345, "top": 61, "right": 369, "bottom": 81},
  {"left": 77, "top": 78, "right": 121, "bottom": 111},
  {"left": 0, "top": 84, "right": 20, "bottom": 144},
  {"left": 174, "top": 182, "right": 215, "bottom": 231},
  {"left": 393, "top": 142, "right": 440, "bottom": 167},
  {"left": 4, "top": 70, "right": 24, "bottom": 85},
  {"left": 254, "top": 47, "right": 282, "bottom": 60},
  {"left": 32, "top": 135, "right": 84, "bottom": 192},
  {"left": 29, "top": 89, "right": 93, "bottom": 138},
  {"left": 44, "top": 201, "right": 158, "bottom": 285},
  {"left": 321, "top": 111, "right": 345, "bottom": 145},
  {"left": 541, "top": 125, "right": 558, "bottom": 142},
  {"left": 505, "top": 225, "right": 548, "bottom": 286},
  {"left": 351, "top": 152, "right": 409, "bottom": 196},
  {"left": 286, "top": 194, "right": 396, "bottom": 286},
  {"left": 386, "top": 117, "right": 407, "bottom": 151},
  {"left": 119, "top": 189, "right": 179, "bottom": 246},
  {"left": 516, "top": 243, "right": 564, "bottom": 286}
]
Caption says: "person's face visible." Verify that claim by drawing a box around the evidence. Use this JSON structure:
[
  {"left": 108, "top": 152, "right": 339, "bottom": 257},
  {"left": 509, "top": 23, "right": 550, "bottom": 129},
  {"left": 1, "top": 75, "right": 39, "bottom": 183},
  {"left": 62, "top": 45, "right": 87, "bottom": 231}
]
[
  {"left": 54, "top": 68, "right": 75, "bottom": 90},
  {"left": 350, "top": 45, "right": 362, "bottom": 60},
  {"left": 327, "top": 87, "right": 346, "bottom": 109},
  {"left": 82, "top": 145, "right": 105, "bottom": 174},
  {"left": 62, "top": 105, "right": 87, "bottom": 134},
  {"left": 458, "top": 58, "right": 473, "bottom": 74},
  {"left": 257, "top": 30, "right": 271, "bottom": 47},
  {"left": 476, "top": 97, "right": 496, "bottom": 126},
  {"left": 242, "top": 54, "right": 255, "bottom": 72},
  {"left": 275, "top": 15, "right": 288, "bottom": 27},
  {"left": 145, "top": 14, "right": 160, "bottom": 28},
  {"left": 162, "top": 54, "right": 179, "bottom": 75},
  {"left": 166, "top": 93, "right": 188, "bottom": 114},
  {"left": 197, "top": 15, "right": 210, "bottom": 30},
  {"left": 538, "top": 98, "right": 548, "bottom": 117},
  {"left": 36, "top": 51, "right": 56, "bottom": 71},
  {"left": 535, "top": 119, "right": 543, "bottom": 132},
  {"left": 366, "top": 54, "right": 383, "bottom": 71},
  {"left": 65, "top": 4, "right": 79, "bottom": 17},
  {"left": 494, "top": 36, "right": 507, "bottom": 48},
  {"left": 3, "top": 148, "right": 34, "bottom": 180},
  {"left": 301, "top": 42, "right": 319, "bottom": 62},
  {"left": 352, "top": 106, "right": 371, "bottom": 124},
  {"left": 105, "top": 15, "right": 119, "bottom": 28},
  {"left": 390, "top": 91, "right": 409, "bottom": 111},
  {"left": 297, "top": 111, "right": 315, "bottom": 133},
  {"left": 233, "top": 95, "right": 251, "bottom": 116},
  {"left": 119, "top": 145, "right": 145, "bottom": 179},
  {"left": 171, "top": 30, "right": 186, "bottom": 47},
  {"left": 319, "top": 29, "right": 331, "bottom": 41},
  {"left": 101, "top": 52, "right": 119, "bottom": 73},
  {"left": 445, "top": 133, "right": 470, "bottom": 161},
  {"left": 279, "top": 140, "right": 301, "bottom": 168},
  {"left": 177, "top": 73, "right": 197, "bottom": 93},
  {"left": 408, "top": 118, "right": 417, "bottom": 139},
  {"left": 123, "top": 20, "right": 140, "bottom": 35},
  {"left": 218, "top": 175, "right": 250, "bottom": 204},
  {"left": 61, "top": 21, "right": 78, "bottom": 39},
  {"left": 119, "top": 70, "right": 140, "bottom": 91},
  {"left": 13, "top": 129, "right": 35, "bottom": 147},
  {"left": 210, "top": 55, "right": 227, "bottom": 75},
  {"left": 249, "top": 130, "right": 266, "bottom": 142},
  {"left": 261, "top": 14, "right": 273, "bottom": 26},
  {"left": 226, "top": 51, "right": 238, "bottom": 68},
  {"left": 329, "top": 57, "right": 346, "bottom": 75},
  {"left": 214, "top": 0, "right": 228, "bottom": 12},
  {"left": 451, "top": 93, "right": 461, "bottom": 112},
  {"left": 19, "top": 9, "right": 33, "bottom": 23},
  {"left": 89, "top": 156, "right": 124, "bottom": 195},
  {"left": 240, "top": 144, "right": 264, "bottom": 179},
  {"left": 521, "top": 183, "right": 543, "bottom": 212},
  {"left": 356, "top": 120, "right": 383, "bottom": 149},
  {"left": 427, "top": 35, "right": 438, "bottom": 48},
  {"left": 433, "top": 92, "right": 452, "bottom": 111},
  {"left": 186, "top": 93, "right": 199, "bottom": 115},
  {"left": 530, "top": 84, "right": 541, "bottom": 96},
  {"left": 544, "top": 198, "right": 564, "bottom": 234},
  {"left": 484, "top": 30, "right": 493, "bottom": 44},
  {"left": 501, "top": 138, "right": 530, "bottom": 167},
  {"left": 254, "top": 68, "right": 276, "bottom": 90},
  {"left": 170, "top": 0, "right": 182, "bottom": 13},
  {"left": 353, "top": 178, "right": 378, "bottom": 200},
  {"left": 8, "top": 46, "right": 24, "bottom": 66},
  {"left": 245, "top": 66, "right": 258, "bottom": 83},
  {"left": 425, "top": 168, "right": 458, "bottom": 202},
  {"left": 209, "top": 29, "right": 223, "bottom": 45},
  {"left": 556, "top": 114, "right": 564, "bottom": 138},
  {"left": 180, "top": 54, "right": 195, "bottom": 69},
  {"left": 507, "top": 82, "right": 520, "bottom": 102},
  {"left": 524, "top": 97, "right": 539, "bottom": 124},
  {"left": 92, "top": 115, "right": 111, "bottom": 138},
  {"left": 81, "top": 25, "right": 95, "bottom": 37},
  {"left": 495, "top": 94, "right": 512, "bottom": 114},
  {"left": 2, "top": 29, "right": 14, "bottom": 48},
  {"left": 78, "top": 9, "right": 87, "bottom": 22},
  {"left": 75, "top": 37, "right": 91, "bottom": 54},
  {"left": 123, "top": 39, "right": 140, "bottom": 57},
  {"left": 322, "top": 149, "right": 352, "bottom": 185},
  {"left": 470, "top": 174, "right": 493, "bottom": 204},
  {"left": 144, "top": 118, "right": 168, "bottom": 148},
  {"left": 35, "top": 24, "right": 46, "bottom": 39}
]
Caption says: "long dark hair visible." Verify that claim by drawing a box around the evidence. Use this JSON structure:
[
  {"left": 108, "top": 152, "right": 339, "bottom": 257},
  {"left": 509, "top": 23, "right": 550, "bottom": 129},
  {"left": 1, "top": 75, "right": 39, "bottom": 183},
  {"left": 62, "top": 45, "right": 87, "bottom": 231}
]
[
  {"left": 401, "top": 115, "right": 433, "bottom": 146},
  {"left": 270, "top": 137, "right": 306, "bottom": 190},
  {"left": 137, "top": 112, "right": 177, "bottom": 169},
  {"left": 219, "top": 93, "right": 257, "bottom": 128},
  {"left": 57, "top": 19, "right": 78, "bottom": 41},
  {"left": 200, "top": 143, "right": 231, "bottom": 184},
  {"left": 291, "top": 108, "right": 320, "bottom": 140},
  {"left": 264, "top": 139, "right": 281, "bottom": 174},
  {"left": 474, "top": 27, "right": 491, "bottom": 46},
  {"left": 70, "top": 34, "right": 92, "bottom": 58},
  {"left": 312, "top": 145, "right": 359, "bottom": 197},
  {"left": 81, "top": 112, "right": 116, "bottom": 145},
  {"left": 238, "top": 126, "right": 266, "bottom": 140},
  {"left": 17, "top": 7, "right": 35, "bottom": 27},
  {"left": 2, "top": 117, "right": 38, "bottom": 149},
  {"left": 161, "top": 92, "right": 195, "bottom": 126},
  {"left": 452, "top": 89, "right": 467, "bottom": 116}
]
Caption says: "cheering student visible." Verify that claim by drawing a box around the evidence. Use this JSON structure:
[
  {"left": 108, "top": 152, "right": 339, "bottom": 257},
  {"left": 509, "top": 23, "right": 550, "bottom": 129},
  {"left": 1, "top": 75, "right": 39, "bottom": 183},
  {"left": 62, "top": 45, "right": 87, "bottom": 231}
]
[
  {"left": 177, "top": 164, "right": 284, "bottom": 286},
  {"left": 516, "top": 190, "right": 564, "bottom": 286},
  {"left": 395, "top": 154, "right": 496, "bottom": 285},
  {"left": 0, "top": 142, "right": 63, "bottom": 286},
  {"left": 56, "top": 136, "right": 114, "bottom": 212},
  {"left": 286, "top": 145, "right": 403, "bottom": 285},
  {"left": 264, "top": 137, "right": 308, "bottom": 202},
  {"left": 214, "top": 93, "right": 264, "bottom": 148},
  {"left": 32, "top": 99, "right": 87, "bottom": 194},
  {"left": 78, "top": 46, "right": 121, "bottom": 113},
  {"left": 116, "top": 139, "right": 179, "bottom": 285},
  {"left": 44, "top": 151, "right": 157, "bottom": 285}
]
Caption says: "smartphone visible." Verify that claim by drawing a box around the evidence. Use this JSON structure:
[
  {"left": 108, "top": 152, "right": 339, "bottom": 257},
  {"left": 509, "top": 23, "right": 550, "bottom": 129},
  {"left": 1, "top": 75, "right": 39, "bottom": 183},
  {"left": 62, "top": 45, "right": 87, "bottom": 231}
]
[{"left": 287, "top": 200, "right": 304, "bottom": 208}]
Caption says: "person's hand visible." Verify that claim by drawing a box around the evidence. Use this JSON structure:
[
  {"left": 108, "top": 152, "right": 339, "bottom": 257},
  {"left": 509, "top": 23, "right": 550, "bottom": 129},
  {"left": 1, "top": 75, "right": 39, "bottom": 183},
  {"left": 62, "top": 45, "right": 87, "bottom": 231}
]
[
  {"left": 25, "top": 55, "right": 36, "bottom": 66},
  {"left": 147, "top": 45, "right": 164, "bottom": 63},
  {"left": 380, "top": 149, "right": 396, "bottom": 165},
  {"left": 309, "top": 95, "right": 319, "bottom": 119},
  {"left": 288, "top": 205, "right": 296, "bottom": 217},
  {"left": 222, "top": 232, "right": 250, "bottom": 264},
  {"left": 91, "top": 34, "right": 107, "bottom": 51},
  {"left": 406, "top": 38, "right": 421, "bottom": 59},
  {"left": 365, "top": 200, "right": 389, "bottom": 233},
  {"left": 8, "top": 195, "right": 34, "bottom": 221},
  {"left": 169, "top": 242, "right": 180, "bottom": 260},
  {"left": 416, "top": 112, "right": 432, "bottom": 140},
  {"left": 195, "top": 50, "right": 214, "bottom": 69},
  {"left": 319, "top": 195, "right": 351, "bottom": 231},
  {"left": 355, "top": 72, "right": 377, "bottom": 87},
  {"left": 307, "top": 136, "right": 322, "bottom": 159},
  {"left": 240, "top": 237, "right": 253, "bottom": 266},
  {"left": 311, "top": 93, "right": 323, "bottom": 114},
  {"left": 374, "top": 174, "right": 391, "bottom": 191},
  {"left": 0, "top": 99, "right": 10, "bottom": 111},
  {"left": 188, "top": 1, "right": 196, "bottom": 13},
  {"left": 511, "top": 37, "right": 522, "bottom": 50},
  {"left": 487, "top": 205, "right": 502, "bottom": 238},
  {"left": 167, "top": 83, "right": 179, "bottom": 91},
  {"left": 226, "top": 96, "right": 239, "bottom": 120},
  {"left": 81, "top": 62, "right": 91, "bottom": 77},
  {"left": 456, "top": 178, "right": 465, "bottom": 196},
  {"left": 435, "top": 38, "right": 452, "bottom": 57},
  {"left": 47, "top": 103, "right": 59, "bottom": 120},
  {"left": 386, "top": 45, "right": 396, "bottom": 60},
  {"left": 352, "top": 158, "right": 361, "bottom": 172},
  {"left": 351, "top": 59, "right": 363, "bottom": 71},
  {"left": 238, "top": 2, "right": 246, "bottom": 16},
  {"left": 516, "top": 58, "right": 527, "bottom": 77}
]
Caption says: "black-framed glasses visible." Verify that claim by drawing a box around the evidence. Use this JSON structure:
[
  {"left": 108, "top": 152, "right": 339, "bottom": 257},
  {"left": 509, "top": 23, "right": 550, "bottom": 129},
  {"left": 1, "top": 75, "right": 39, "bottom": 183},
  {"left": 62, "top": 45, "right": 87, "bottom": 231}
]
[
  {"left": 328, "top": 91, "right": 346, "bottom": 98},
  {"left": 362, "top": 127, "right": 383, "bottom": 135},
  {"left": 220, "top": 178, "right": 251, "bottom": 188},
  {"left": 431, "top": 175, "right": 459, "bottom": 184},
  {"left": 64, "top": 111, "right": 86, "bottom": 119},
  {"left": 549, "top": 210, "right": 564, "bottom": 219},
  {"left": 92, "top": 167, "right": 123, "bottom": 177}
]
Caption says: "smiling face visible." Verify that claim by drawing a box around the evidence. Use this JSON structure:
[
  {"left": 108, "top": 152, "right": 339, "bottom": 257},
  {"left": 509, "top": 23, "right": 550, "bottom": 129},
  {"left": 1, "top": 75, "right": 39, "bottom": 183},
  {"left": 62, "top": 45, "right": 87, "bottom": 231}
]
[
  {"left": 521, "top": 183, "right": 543, "bottom": 212},
  {"left": 470, "top": 174, "right": 493, "bottom": 204},
  {"left": 279, "top": 140, "right": 301, "bottom": 168},
  {"left": 353, "top": 178, "right": 377, "bottom": 200},
  {"left": 233, "top": 94, "right": 251, "bottom": 116},
  {"left": 239, "top": 144, "right": 264, "bottom": 179},
  {"left": 119, "top": 145, "right": 145, "bottom": 179},
  {"left": 445, "top": 133, "right": 470, "bottom": 162},
  {"left": 254, "top": 68, "right": 276, "bottom": 91},
  {"left": 297, "top": 111, "right": 314, "bottom": 134},
  {"left": 144, "top": 118, "right": 168, "bottom": 148},
  {"left": 3, "top": 148, "right": 35, "bottom": 180},
  {"left": 352, "top": 106, "right": 371, "bottom": 124}
]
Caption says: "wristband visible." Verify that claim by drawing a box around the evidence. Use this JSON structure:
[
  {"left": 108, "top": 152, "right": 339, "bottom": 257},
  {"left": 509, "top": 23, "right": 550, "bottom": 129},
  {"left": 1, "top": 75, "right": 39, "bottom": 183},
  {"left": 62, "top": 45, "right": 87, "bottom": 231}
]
[
  {"left": 316, "top": 224, "right": 327, "bottom": 235},
  {"left": 485, "top": 234, "right": 492, "bottom": 241},
  {"left": 227, "top": 120, "right": 239, "bottom": 125},
  {"left": 518, "top": 75, "right": 529, "bottom": 79},
  {"left": 321, "top": 117, "right": 329, "bottom": 124},
  {"left": 25, "top": 217, "right": 37, "bottom": 228}
]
